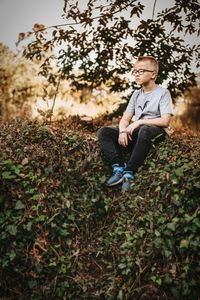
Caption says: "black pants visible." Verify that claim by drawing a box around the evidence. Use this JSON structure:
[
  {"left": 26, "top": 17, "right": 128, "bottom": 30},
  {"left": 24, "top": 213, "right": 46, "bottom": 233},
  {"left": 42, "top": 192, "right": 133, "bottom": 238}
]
[{"left": 98, "top": 125, "right": 166, "bottom": 173}]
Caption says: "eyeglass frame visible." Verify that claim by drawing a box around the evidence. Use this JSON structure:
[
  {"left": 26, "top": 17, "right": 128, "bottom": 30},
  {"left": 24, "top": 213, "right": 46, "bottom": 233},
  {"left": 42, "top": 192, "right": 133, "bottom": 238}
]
[{"left": 133, "top": 69, "right": 155, "bottom": 75}]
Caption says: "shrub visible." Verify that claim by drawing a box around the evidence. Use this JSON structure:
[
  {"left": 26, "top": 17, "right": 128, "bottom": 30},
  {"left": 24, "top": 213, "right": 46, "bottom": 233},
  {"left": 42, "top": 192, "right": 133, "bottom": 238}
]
[{"left": 0, "top": 119, "right": 199, "bottom": 299}]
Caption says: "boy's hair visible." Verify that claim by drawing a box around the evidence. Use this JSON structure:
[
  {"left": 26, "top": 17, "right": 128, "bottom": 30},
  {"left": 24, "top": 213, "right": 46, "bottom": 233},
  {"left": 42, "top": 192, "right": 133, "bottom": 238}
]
[{"left": 136, "top": 56, "right": 159, "bottom": 74}]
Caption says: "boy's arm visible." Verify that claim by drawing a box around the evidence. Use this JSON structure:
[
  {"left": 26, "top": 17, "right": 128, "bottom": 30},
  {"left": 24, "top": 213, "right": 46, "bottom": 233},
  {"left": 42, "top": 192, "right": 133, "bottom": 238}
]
[
  {"left": 119, "top": 112, "right": 133, "bottom": 132},
  {"left": 118, "top": 112, "right": 133, "bottom": 147},
  {"left": 126, "top": 114, "right": 172, "bottom": 135}
]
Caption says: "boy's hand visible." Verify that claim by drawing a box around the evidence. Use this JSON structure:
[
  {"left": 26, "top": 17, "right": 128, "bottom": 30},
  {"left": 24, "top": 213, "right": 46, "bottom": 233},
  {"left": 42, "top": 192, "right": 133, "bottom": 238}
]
[
  {"left": 118, "top": 132, "right": 129, "bottom": 147},
  {"left": 126, "top": 120, "right": 141, "bottom": 135}
]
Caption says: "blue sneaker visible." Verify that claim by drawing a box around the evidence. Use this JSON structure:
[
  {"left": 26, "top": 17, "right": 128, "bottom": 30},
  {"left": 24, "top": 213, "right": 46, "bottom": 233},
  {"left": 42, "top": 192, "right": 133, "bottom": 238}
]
[
  {"left": 106, "top": 164, "right": 126, "bottom": 187},
  {"left": 121, "top": 171, "right": 134, "bottom": 191}
]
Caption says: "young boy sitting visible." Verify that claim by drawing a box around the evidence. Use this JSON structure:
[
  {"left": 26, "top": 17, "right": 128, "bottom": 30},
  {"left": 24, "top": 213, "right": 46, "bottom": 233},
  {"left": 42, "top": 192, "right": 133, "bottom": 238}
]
[{"left": 98, "top": 56, "right": 173, "bottom": 191}]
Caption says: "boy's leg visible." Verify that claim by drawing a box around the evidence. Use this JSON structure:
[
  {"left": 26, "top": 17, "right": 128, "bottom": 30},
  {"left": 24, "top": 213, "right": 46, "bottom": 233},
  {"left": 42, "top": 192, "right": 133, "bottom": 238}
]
[
  {"left": 121, "top": 125, "right": 165, "bottom": 191},
  {"left": 98, "top": 125, "right": 165, "bottom": 189},
  {"left": 97, "top": 126, "right": 124, "bottom": 166},
  {"left": 126, "top": 125, "right": 166, "bottom": 173},
  {"left": 98, "top": 127, "right": 126, "bottom": 186}
]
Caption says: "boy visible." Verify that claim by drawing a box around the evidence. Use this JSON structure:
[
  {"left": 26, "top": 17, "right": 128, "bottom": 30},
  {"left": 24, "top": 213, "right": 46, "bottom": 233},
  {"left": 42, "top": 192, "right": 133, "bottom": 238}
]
[{"left": 98, "top": 56, "right": 173, "bottom": 191}]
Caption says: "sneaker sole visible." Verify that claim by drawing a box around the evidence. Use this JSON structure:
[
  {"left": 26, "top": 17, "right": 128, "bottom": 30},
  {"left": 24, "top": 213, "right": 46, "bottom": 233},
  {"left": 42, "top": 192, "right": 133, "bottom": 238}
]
[{"left": 106, "top": 176, "right": 123, "bottom": 187}]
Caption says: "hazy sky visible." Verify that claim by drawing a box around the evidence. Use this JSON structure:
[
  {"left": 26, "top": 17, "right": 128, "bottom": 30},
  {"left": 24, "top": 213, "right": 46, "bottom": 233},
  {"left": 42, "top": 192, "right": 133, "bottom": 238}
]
[{"left": 0, "top": 0, "right": 64, "bottom": 51}]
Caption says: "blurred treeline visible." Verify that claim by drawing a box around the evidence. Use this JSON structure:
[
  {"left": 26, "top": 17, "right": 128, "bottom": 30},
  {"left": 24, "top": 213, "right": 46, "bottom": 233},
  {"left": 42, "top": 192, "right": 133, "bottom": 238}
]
[
  {"left": 0, "top": 43, "right": 199, "bottom": 133},
  {"left": 0, "top": 43, "right": 123, "bottom": 122}
]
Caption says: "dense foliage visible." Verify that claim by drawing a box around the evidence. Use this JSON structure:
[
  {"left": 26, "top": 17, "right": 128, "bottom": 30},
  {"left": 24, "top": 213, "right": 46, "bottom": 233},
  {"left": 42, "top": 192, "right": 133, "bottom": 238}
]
[
  {"left": 0, "top": 119, "right": 200, "bottom": 299},
  {"left": 20, "top": 0, "right": 200, "bottom": 99}
]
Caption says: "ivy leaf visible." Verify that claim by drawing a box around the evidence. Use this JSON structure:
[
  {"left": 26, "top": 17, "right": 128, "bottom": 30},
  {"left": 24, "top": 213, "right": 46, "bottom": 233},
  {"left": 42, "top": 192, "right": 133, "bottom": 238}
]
[
  {"left": 7, "top": 225, "right": 17, "bottom": 236},
  {"left": 2, "top": 171, "right": 16, "bottom": 179},
  {"left": 167, "top": 222, "right": 176, "bottom": 231},
  {"left": 15, "top": 200, "right": 25, "bottom": 210}
]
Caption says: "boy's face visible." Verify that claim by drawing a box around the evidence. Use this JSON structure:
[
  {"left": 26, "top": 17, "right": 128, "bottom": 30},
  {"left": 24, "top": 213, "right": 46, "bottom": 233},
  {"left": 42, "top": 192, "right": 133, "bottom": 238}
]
[{"left": 133, "top": 61, "right": 156, "bottom": 85}]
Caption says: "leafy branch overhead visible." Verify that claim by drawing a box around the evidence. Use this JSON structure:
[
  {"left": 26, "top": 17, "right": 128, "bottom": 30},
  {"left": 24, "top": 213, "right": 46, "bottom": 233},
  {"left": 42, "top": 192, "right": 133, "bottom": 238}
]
[{"left": 19, "top": 0, "right": 200, "bottom": 100}]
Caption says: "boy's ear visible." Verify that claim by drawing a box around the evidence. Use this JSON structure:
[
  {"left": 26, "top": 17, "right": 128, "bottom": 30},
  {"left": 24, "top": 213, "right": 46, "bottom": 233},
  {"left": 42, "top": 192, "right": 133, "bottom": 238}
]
[{"left": 152, "top": 71, "right": 157, "bottom": 80}]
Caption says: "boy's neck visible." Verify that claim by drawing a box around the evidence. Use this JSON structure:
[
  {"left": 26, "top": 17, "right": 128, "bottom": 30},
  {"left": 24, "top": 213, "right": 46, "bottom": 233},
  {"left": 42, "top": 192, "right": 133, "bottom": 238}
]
[{"left": 142, "top": 82, "right": 157, "bottom": 93}]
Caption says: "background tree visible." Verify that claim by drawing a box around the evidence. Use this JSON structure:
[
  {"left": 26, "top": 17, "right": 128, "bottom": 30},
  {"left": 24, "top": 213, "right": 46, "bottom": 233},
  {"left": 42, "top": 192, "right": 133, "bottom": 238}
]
[
  {"left": 20, "top": 0, "right": 200, "bottom": 103},
  {"left": 180, "top": 81, "right": 200, "bottom": 131},
  {"left": 0, "top": 42, "right": 123, "bottom": 121},
  {"left": 0, "top": 43, "right": 45, "bottom": 121}
]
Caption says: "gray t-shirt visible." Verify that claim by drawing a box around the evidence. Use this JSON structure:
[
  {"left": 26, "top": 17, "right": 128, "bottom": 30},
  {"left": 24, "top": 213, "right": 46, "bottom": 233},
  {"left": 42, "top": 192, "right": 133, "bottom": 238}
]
[{"left": 125, "top": 85, "right": 173, "bottom": 121}]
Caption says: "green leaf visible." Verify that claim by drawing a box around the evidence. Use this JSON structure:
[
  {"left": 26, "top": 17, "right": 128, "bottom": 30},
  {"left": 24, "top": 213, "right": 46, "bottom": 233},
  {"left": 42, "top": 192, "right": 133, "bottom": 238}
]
[
  {"left": 118, "top": 263, "right": 126, "bottom": 270},
  {"left": 154, "top": 230, "right": 160, "bottom": 237},
  {"left": 7, "top": 225, "right": 17, "bottom": 236},
  {"left": 117, "top": 290, "right": 123, "bottom": 300},
  {"left": 15, "top": 200, "right": 25, "bottom": 210},
  {"left": 31, "top": 194, "right": 40, "bottom": 200},
  {"left": 2, "top": 171, "right": 16, "bottom": 179},
  {"left": 164, "top": 249, "right": 172, "bottom": 258},
  {"left": 166, "top": 222, "right": 176, "bottom": 231},
  {"left": 59, "top": 264, "right": 67, "bottom": 274},
  {"left": 49, "top": 261, "right": 57, "bottom": 267},
  {"left": 163, "top": 273, "right": 173, "bottom": 284},
  {"left": 194, "top": 182, "right": 200, "bottom": 188},
  {"left": 26, "top": 221, "right": 32, "bottom": 231},
  {"left": 37, "top": 215, "right": 46, "bottom": 222},
  {"left": 13, "top": 164, "right": 23, "bottom": 175},
  {"left": 9, "top": 250, "right": 16, "bottom": 261},
  {"left": 180, "top": 239, "right": 189, "bottom": 249},
  {"left": 28, "top": 280, "right": 37, "bottom": 288}
]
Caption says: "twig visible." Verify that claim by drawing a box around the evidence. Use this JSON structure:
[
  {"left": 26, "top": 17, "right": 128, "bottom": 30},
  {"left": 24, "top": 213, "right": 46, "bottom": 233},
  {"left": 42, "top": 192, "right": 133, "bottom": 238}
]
[
  {"left": 49, "top": 70, "right": 63, "bottom": 124},
  {"left": 92, "top": 257, "right": 103, "bottom": 272},
  {"left": 152, "top": 0, "right": 157, "bottom": 19},
  {"left": 130, "top": 265, "right": 149, "bottom": 290},
  {"left": 26, "top": 0, "right": 140, "bottom": 34}
]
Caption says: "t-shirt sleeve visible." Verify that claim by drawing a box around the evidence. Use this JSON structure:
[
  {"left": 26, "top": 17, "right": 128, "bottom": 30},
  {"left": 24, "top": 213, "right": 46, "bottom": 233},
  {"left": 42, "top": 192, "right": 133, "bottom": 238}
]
[
  {"left": 159, "top": 90, "right": 174, "bottom": 116},
  {"left": 125, "top": 91, "right": 137, "bottom": 114}
]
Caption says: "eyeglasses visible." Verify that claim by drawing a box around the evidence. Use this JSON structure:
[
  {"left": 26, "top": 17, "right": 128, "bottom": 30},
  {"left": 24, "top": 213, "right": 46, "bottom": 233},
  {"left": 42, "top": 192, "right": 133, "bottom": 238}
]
[{"left": 133, "top": 69, "right": 154, "bottom": 75}]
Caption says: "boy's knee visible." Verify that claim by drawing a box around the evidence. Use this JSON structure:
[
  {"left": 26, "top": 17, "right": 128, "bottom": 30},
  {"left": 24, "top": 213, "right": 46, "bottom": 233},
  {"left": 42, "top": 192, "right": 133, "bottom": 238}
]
[
  {"left": 138, "top": 125, "right": 166, "bottom": 143},
  {"left": 138, "top": 125, "right": 152, "bottom": 140},
  {"left": 97, "top": 127, "right": 109, "bottom": 140}
]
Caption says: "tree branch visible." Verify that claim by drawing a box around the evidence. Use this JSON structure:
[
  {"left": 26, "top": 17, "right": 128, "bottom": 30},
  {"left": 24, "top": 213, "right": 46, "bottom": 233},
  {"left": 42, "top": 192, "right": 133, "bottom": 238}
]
[
  {"left": 30, "top": 0, "right": 138, "bottom": 34},
  {"left": 152, "top": 0, "right": 157, "bottom": 19}
]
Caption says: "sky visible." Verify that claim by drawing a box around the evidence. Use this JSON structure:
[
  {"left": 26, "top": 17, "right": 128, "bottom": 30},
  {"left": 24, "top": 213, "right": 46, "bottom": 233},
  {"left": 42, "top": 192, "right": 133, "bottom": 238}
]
[{"left": 0, "top": 0, "right": 64, "bottom": 51}]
